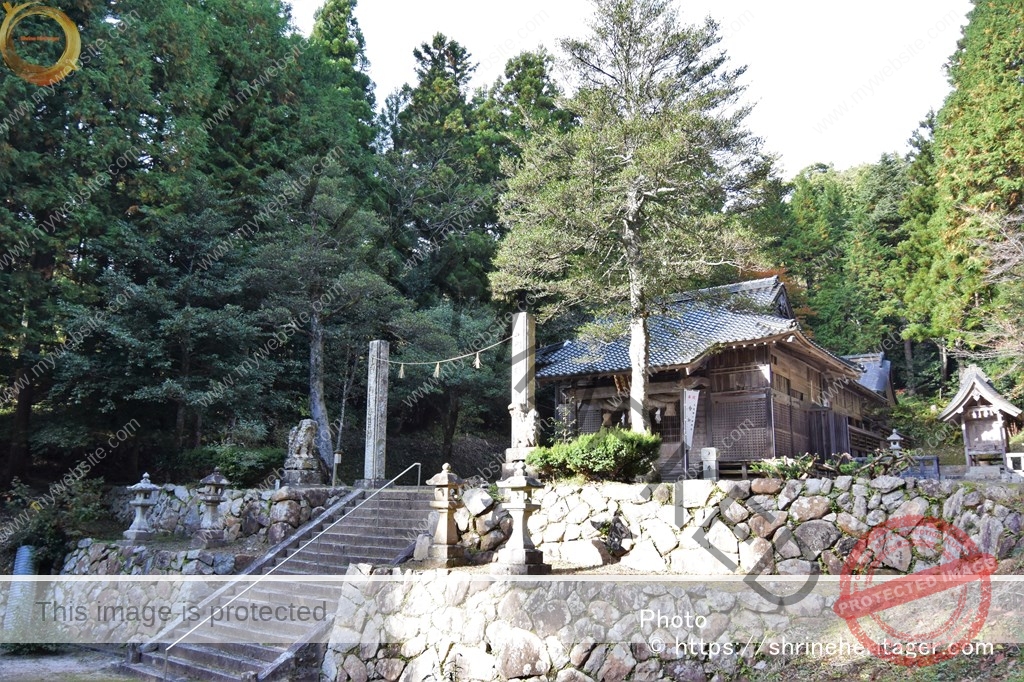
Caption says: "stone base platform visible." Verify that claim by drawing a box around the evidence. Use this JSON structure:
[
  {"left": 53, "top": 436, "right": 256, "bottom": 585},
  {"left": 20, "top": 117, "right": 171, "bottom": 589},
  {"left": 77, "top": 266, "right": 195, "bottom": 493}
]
[
  {"left": 502, "top": 447, "right": 538, "bottom": 478},
  {"left": 494, "top": 547, "right": 550, "bottom": 575},
  {"left": 965, "top": 465, "right": 1003, "bottom": 481}
]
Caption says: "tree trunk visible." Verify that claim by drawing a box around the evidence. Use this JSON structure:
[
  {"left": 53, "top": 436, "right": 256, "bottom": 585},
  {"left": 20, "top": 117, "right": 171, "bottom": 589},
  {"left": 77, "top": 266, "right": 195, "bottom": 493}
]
[
  {"left": 903, "top": 338, "right": 916, "bottom": 396},
  {"left": 938, "top": 342, "right": 949, "bottom": 385},
  {"left": 334, "top": 349, "right": 355, "bottom": 452},
  {"left": 126, "top": 441, "right": 140, "bottom": 481},
  {"left": 192, "top": 411, "right": 202, "bottom": 449},
  {"left": 308, "top": 309, "right": 334, "bottom": 470},
  {"left": 628, "top": 315, "right": 651, "bottom": 433},
  {"left": 623, "top": 208, "right": 650, "bottom": 434},
  {"left": 440, "top": 392, "right": 460, "bottom": 461},
  {"left": 175, "top": 401, "right": 186, "bottom": 449},
  {"left": 176, "top": 345, "right": 191, "bottom": 448},
  {"left": 3, "top": 369, "right": 33, "bottom": 485}
]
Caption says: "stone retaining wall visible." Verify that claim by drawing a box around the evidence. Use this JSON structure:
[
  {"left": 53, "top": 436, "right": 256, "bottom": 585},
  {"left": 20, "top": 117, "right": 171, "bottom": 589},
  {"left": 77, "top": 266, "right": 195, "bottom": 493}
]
[
  {"left": 326, "top": 475, "right": 1024, "bottom": 681},
  {"left": 90, "top": 476, "right": 1024, "bottom": 580},
  {"left": 64, "top": 485, "right": 353, "bottom": 576},
  {"left": 60, "top": 539, "right": 247, "bottom": 576},
  {"left": 108, "top": 484, "right": 350, "bottom": 546},
  {"left": 322, "top": 572, "right": 786, "bottom": 682},
  {"left": 460, "top": 477, "right": 1024, "bottom": 575}
]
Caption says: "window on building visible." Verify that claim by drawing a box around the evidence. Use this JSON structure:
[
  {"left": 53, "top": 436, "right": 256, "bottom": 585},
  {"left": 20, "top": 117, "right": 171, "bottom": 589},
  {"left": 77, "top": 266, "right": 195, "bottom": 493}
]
[
  {"left": 577, "top": 404, "right": 603, "bottom": 434},
  {"left": 650, "top": 401, "right": 681, "bottom": 443}
]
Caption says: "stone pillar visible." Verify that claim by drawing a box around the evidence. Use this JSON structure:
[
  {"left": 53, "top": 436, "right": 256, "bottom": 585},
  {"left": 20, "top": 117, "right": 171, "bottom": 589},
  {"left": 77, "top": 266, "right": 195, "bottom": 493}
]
[
  {"left": 505, "top": 312, "right": 538, "bottom": 477},
  {"left": 422, "top": 463, "right": 466, "bottom": 568},
  {"left": 495, "top": 463, "right": 550, "bottom": 575},
  {"left": 701, "top": 447, "right": 719, "bottom": 481},
  {"left": 363, "top": 340, "right": 389, "bottom": 486},
  {"left": 511, "top": 312, "right": 535, "bottom": 420}
]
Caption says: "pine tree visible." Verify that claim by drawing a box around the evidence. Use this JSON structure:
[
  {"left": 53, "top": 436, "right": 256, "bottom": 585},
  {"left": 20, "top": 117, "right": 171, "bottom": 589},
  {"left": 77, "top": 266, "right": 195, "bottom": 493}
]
[{"left": 479, "top": 49, "right": 574, "bottom": 161}]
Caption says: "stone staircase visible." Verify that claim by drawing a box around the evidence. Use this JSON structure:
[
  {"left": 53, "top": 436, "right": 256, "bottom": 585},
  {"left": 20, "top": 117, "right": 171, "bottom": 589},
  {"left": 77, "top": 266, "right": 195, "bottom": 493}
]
[{"left": 124, "top": 486, "right": 434, "bottom": 682}]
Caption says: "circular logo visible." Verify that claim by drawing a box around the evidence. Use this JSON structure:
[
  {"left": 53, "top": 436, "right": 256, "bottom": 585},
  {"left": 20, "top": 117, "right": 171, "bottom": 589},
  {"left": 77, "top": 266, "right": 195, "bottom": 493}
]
[
  {"left": 1, "top": 1, "right": 80, "bottom": 86},
  {"left": 832, "top": 515, "right": 996, "bottom": 667}
]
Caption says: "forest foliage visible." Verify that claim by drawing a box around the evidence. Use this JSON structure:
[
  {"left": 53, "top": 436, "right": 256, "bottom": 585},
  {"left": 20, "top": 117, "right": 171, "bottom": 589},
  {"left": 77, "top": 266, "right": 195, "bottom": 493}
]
[{"left": 1, "top": 0, "right": 1021, "bottom": 489}]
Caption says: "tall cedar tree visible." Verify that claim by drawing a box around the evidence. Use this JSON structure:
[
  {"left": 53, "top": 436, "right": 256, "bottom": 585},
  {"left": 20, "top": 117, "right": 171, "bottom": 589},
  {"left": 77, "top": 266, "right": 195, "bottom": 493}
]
[
  {"left": 1, "top": 0, "right": 384, "bottom": 482},
  {"left": 492, "top": 0, "right": 774, "bottom": 433},
  {"left": 382, "top": 34, "right": 498, "bottom": 306},
  {"left": 912, "top": 0, "right": 1024, "bottom": 348},
  {"left": 1, "top": 0, "right": 212, "bottom": 482},
  {"left": 381, "top": 43, "right": 567, "bottom": 459},
  {"left": 891, "top": 115, "right": 940, "bottom": 389}
]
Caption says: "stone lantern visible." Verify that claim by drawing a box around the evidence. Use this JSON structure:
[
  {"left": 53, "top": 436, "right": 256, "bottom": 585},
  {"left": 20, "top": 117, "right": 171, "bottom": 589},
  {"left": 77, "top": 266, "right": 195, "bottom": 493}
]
[
  {"left": 193, "top": 467, "right": 230, "bottom": 549},
  {"left": 887, "top": 429, "right": 904, "bottom": 452},
  {"left": 123, "top": 473, "right": 159, "bottom": 542},
  {"left": 423, "top": 463, "right": 466, "bottom": 567},
  {"left": 495, "top": 462, "right": 550, "bottom": 575}
]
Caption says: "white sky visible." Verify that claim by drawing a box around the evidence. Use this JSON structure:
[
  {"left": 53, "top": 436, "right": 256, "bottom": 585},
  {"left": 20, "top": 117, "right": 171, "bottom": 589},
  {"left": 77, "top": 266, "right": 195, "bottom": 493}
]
[{"left": 286, "top": 0, "right": 973, "bottom": 178}]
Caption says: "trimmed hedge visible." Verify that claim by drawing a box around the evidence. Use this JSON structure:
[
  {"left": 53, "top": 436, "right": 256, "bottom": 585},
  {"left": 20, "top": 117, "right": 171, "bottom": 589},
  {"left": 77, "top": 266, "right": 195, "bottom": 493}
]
[{"left": 527, "top": 428, "right": 661, "bottom": 481}]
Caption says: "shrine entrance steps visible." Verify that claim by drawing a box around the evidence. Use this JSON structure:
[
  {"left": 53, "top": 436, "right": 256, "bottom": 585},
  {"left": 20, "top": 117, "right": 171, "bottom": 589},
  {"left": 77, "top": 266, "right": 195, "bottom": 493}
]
[{"left": 123, "top": 486, "right": 434, "bottom": 682}]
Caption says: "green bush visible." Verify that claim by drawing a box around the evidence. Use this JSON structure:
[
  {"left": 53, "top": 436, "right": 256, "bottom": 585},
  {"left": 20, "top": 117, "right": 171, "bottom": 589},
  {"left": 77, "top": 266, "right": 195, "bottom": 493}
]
[
  {"left": 888, "top": 393, "right": 963, "bottom": 464},
  {"left": 528, "top": 428, "right": 660, "bottom": 481},
  {"left": 750, "top": 454, "right": 815, "bottom": 479},
  {"left": 2, "top": 476, "right": 107, "bottom": 573},
  {"left": 833, "top": 448, "right": 917, "bottom": 478},
  {"left": 172, "top": 445, "right": 285, "bottom": 487},
  {"left": 1, "top": 643, "right": 64, "bottom": 655}
]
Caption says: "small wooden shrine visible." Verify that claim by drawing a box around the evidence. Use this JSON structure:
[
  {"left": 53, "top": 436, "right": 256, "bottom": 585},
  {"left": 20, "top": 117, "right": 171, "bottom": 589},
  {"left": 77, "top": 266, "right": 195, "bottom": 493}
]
[{"left": 938, "top": 365, "right": 1022, "bottom": 467}]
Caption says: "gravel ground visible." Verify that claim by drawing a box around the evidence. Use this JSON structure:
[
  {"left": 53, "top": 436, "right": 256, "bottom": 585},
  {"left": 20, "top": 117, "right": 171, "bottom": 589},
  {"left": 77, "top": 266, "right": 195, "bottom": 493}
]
[{"left": 0, "top": 648, "right": 133, "bottom": 682}]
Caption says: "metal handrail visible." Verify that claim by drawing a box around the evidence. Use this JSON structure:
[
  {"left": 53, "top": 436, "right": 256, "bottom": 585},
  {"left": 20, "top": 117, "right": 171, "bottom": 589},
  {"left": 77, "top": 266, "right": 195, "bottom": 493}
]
[
  {"left": 168, "top": 462, "right": 422, "bottom": 651},
  {"left": 300, "top": 462, "right": 422, "bottom": 572}
]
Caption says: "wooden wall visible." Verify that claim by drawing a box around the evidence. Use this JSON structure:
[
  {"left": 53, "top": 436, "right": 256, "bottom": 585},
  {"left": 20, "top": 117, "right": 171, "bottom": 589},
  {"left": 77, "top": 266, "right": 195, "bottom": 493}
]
[
  {"left": 769, "top": 347, "right": 878, "bottom": 456},
  {"left": 552, "top": 342, "right": 885, "bottom": 464},
  {"left": 707, "top": 347, "right": 772, "bottom": 461}
]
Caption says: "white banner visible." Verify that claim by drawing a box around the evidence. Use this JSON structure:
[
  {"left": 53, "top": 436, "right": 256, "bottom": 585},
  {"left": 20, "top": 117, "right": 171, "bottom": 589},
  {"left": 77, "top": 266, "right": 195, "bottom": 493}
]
[{"left": 683, "top": 389, "right": 700, "bottom": 448}]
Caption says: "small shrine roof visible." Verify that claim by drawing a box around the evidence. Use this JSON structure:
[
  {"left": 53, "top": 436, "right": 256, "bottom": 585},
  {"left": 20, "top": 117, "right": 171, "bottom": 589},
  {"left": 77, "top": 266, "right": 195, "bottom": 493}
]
[{"left": 938, "top": 365, "right": 1022, "bottom": 423}]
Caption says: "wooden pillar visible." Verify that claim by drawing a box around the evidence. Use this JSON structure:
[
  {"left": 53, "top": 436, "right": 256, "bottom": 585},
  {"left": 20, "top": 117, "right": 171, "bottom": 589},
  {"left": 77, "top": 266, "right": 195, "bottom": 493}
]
[
  {"left": 364, "top": 340, "right": 389, "bottom": 484},
  {"left": 961, "top": 419, "right": 970, "bottom": 468}
]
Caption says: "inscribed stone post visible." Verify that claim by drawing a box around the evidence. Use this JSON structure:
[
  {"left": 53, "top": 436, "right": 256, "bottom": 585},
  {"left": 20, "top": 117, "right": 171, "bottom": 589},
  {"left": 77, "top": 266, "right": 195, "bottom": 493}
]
[
  {"left": 363, "top": 340, "right": 389, "bottom": 485},
  {"left": 505, "top": 312, "right": 538, "bottom": 476}
]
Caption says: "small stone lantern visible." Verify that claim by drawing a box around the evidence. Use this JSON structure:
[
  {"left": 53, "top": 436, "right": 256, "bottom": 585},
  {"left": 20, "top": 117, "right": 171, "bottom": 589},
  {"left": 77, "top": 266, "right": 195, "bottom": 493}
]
[
  {"left": 423, "top": 463, "right": 466, "bottom": 567},
  {"left": 495, "top": 462, "right": 550, "bottom": 575},
  {"left": 123, "top": 473, "right": 159, "bottom": 542},
  {"left": 888, "top": 429, "right": 904, "bottom": 452},
  {"left": 193, "top": 467, "right": 230, "bottom": 549}
]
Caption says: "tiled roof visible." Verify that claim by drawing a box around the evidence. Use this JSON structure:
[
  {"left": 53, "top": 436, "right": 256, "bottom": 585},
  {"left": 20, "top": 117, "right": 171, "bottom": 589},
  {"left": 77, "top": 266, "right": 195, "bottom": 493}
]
[
  {"left": 938, "top": 365, "right": 1022, "bottom": 422},
  {"left": 670, "top": 276, "right": 787, "bottom": 310},
  {"left": 841, "top": 352, "right": 892, "bottom": 396},
  {"left": 536, "top": 277, "right": 798, "bottom": 379}
]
